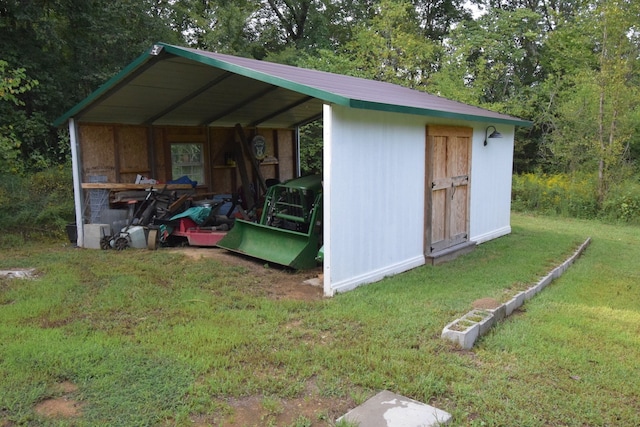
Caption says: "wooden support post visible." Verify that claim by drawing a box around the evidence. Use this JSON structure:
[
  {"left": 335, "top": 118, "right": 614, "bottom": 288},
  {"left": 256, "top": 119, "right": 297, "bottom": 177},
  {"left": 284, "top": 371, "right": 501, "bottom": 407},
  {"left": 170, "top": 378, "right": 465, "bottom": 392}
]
[
  {"left": 233, "top": 141, "right": 255, "bottom": 210},
  {"left": 234, "top": 123, "right": 267, "bottom": 195}
]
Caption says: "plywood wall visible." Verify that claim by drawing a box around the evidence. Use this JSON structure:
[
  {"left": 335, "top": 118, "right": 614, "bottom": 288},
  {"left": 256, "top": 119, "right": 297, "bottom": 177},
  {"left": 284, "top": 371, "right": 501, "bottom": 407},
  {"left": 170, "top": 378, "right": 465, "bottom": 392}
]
[
  {"left": 209, "top": 127, "right": 237, "bottom": 194},
  {"left": 276, "top": 129, "right": 295, "bottom": 180},
  {"left": 117, "top": 126, "right": 150, "bottom": 183},
  {"left": 152, "top": 128, "right": 167, "bottom": 182},
  {"left": 79, "top": 125, "right": 117, "bottom": 182},
  {"left": 78, "top": 123, "right": 298, "bottom": 195}
]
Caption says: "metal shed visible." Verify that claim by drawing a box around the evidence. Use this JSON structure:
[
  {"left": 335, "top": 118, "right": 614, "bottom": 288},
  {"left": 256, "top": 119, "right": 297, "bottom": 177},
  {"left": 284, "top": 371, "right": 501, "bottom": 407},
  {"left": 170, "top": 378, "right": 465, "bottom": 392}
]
[{"left": 57, "top": 43, "right": 531, "bottom": 296}]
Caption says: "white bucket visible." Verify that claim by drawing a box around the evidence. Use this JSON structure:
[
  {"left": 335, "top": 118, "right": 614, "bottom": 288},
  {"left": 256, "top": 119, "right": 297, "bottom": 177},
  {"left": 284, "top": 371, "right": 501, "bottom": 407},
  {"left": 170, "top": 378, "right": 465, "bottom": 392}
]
[{"left": 127, "top": 226, "right": 148, "bottom": 249}]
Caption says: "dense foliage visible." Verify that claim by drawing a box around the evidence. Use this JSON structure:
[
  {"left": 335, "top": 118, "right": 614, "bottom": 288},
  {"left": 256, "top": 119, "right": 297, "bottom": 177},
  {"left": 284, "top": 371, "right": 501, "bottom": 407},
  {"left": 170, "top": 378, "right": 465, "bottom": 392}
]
[
  {"left": 1, "top": 0, "right": 639, "bottom": 234},
  {"left": 512, "top": 172, "right": 640, "bottom": 224},
  {"left": 0, "top": 166, "right": 74, "bottom": 243}
]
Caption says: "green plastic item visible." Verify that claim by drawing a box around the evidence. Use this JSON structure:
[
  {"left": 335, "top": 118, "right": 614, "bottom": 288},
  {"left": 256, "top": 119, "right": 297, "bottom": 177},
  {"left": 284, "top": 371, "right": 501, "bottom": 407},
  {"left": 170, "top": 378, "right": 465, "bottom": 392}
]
[{"left": 216, "top": 175, "right": 323, "bottom": 270}]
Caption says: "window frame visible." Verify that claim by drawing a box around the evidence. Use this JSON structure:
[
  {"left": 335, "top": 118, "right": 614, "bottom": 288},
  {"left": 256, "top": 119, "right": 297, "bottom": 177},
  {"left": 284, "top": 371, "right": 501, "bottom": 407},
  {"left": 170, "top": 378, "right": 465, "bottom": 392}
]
[{"left": 169, "top": 141, "right": 207, "bottom": 187}]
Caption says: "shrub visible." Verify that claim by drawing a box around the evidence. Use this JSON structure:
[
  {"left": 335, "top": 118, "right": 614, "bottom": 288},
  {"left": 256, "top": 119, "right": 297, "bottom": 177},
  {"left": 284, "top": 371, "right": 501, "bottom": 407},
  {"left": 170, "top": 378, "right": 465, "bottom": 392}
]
[
  {"left": 601, "top": 180, "right": 640, "bottom": 224},
  {"left": 512, "top": 172, "right": 640, "bottom": 223},
  {"left": 512, "top": 172, "right": 598, "bottom": 218},
  {"left": 0, "top": 165, "right": 74, "bottom": 240}
]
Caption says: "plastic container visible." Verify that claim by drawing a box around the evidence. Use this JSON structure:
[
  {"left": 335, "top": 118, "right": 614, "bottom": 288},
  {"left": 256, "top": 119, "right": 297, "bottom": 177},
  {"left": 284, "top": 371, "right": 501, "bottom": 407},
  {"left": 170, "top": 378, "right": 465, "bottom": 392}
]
[
  {"left": 66, "top": 223, "right": 78, "bottom": 245},
  {"left": 127, "top": 226, "right": 148, "bottom": 249}
]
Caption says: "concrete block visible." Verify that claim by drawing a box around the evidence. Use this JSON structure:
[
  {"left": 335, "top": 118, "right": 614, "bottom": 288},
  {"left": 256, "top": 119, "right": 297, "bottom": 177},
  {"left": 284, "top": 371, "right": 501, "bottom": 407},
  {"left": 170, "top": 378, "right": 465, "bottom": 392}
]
[
  {"left": 440, "top": 237, "right": 592, "bottom": 350},
  {"left": 83, "top": 224, "right": 110, "bottom": 249},
  {"left": 524, "top": 286, "right": 538, "bottom": 301},
  {"left": 337, "top": 390, "right": 451, "bottom": 426},
  {"left": 532, "top": 281, "right": 545, "bottom": 294},
  {"left": 505, "top": 297, "right": 518, "bottom": 316},
  {"left": 442, "top": 319, "right": 480, "bottom": 350},
  {"left": 468, "top": 310, "right": 494, "bottom": 336},
  {"left": 538, "top": 272, "right": 553, "bottom": 289},
  {"left": 514, "top": 291, "right": 526, "bottom": 306},
  {"left": 489, "top": 304, "right": 506, "bottom": 322}
]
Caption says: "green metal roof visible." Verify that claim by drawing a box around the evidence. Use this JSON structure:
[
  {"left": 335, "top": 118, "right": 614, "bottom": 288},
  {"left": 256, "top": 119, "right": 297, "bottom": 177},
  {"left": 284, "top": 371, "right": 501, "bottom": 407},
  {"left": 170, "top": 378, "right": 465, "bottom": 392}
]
[{"left": 55, "top": 43, "right": 532, "bottom": 128}]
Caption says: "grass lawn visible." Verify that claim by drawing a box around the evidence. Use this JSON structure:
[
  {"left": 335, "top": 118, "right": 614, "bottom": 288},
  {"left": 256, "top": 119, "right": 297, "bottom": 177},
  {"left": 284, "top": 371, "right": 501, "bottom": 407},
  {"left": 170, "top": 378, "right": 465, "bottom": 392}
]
[{"left": 0, "top": 212, "right": 638, "bottom": 426}]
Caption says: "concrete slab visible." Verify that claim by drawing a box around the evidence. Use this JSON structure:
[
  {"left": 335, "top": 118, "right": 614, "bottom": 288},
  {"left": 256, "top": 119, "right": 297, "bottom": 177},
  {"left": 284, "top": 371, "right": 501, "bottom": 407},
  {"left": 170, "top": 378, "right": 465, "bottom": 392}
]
[
  {"left": 0, "top": 268, "right": 36, "bottom": 279},
  {"left": 337, "top": 390, "right": 451, "bottom": 427}
]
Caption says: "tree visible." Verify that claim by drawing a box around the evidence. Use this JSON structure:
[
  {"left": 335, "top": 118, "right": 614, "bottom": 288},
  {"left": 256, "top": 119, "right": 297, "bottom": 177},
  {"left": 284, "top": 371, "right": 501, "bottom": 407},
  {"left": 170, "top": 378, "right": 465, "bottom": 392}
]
[
  {"left": 428, "top": 7, "right": 545, "bottom": 171},
  {"left": 252, "top": 0, "right": 379, "bottom": 54},
  {"left": 545, "top": 0, "right": 640, "bottom": 203},
  {"left": 314, "top": 0, "right": 442, "bottom": 87},
  {"left": 0, "top": 0, "right": 180, "bottom": 171},
  {"left": 0, "top": 61, "right": 38, "bottom": 174},
  {"left": 485, "top": 0, "right": 590, "bottom": 31},
  {"left": 412, "top": 0, "right": 473, "bottom": 40},
  {"left": 157, "top": 0, "right": 258, "bottom": 55}
]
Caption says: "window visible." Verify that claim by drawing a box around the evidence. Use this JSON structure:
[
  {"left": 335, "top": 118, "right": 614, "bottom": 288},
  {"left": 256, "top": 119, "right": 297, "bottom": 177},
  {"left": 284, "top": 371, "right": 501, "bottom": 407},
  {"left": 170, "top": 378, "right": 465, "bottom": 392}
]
[{"left": 171, "top": 143, "right": 204, "bottom": 185}]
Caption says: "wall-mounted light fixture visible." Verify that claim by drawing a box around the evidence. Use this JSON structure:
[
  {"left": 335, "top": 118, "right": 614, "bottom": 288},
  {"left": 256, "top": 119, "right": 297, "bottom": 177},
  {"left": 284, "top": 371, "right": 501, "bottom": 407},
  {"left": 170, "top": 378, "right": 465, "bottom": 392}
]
[{"left": 484, "top": 126, "right": 502, "bottom": 146}]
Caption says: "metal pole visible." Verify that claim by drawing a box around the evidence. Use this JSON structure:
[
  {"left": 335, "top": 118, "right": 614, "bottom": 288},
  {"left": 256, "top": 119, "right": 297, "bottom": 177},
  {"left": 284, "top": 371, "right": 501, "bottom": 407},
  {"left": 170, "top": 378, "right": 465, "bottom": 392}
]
[{"left": 68, "top": 118, "right": 85, "bottom": 247}]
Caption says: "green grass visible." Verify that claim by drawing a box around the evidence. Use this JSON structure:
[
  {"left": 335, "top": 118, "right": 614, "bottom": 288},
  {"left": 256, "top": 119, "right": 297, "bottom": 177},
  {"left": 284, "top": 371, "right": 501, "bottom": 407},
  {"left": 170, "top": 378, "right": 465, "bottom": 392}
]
[{"left": 0, "top": 213, "right": 639, "bottom": 426}]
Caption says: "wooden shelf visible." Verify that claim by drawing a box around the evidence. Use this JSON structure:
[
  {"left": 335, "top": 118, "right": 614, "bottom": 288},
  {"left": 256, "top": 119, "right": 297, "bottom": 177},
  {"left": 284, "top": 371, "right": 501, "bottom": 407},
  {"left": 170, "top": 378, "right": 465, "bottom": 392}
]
[{"left": 81, "top": 183, "right": 194, "bottom": 190}]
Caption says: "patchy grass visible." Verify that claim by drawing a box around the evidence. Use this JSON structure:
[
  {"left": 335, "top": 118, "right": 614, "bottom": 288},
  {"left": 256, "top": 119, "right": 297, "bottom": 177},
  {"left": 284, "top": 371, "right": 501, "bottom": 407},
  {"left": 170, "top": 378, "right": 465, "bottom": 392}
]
[{"left": 0, "top": 213, "right": 638, "bottom": 426}]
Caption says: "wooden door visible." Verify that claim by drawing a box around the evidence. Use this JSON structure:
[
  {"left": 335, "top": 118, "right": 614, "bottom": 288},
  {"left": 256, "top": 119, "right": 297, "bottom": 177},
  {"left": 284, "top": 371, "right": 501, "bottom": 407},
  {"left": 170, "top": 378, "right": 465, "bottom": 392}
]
[{"left": 425, "top": 125, "right": 472, "bottom": 255}]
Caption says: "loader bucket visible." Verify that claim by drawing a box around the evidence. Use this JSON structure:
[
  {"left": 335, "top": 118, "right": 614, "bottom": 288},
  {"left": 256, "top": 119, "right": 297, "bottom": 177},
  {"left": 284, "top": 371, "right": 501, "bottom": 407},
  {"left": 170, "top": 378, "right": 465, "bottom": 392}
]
[
  {"left": 217, "top": 174, "right": 323, "bottom": 270},
  {"left": 216, "top": 220, "right": 320, "bottom": 270}
]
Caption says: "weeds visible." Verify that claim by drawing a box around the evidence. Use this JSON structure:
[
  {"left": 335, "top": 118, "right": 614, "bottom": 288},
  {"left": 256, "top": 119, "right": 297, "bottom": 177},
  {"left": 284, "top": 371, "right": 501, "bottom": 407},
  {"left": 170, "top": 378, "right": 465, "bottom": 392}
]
[{"left": 512, "top": 171, "right": 640, "bottom": 223}]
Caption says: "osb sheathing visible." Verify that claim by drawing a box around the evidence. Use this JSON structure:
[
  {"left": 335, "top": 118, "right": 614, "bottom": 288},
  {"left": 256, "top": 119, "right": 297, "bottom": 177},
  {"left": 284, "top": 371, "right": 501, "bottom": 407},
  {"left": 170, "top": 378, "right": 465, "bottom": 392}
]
[
  {"left": 210, "top": 127, "right": 237, "bottom": 194},
  {"left": 117, "top": 126, "right": 150, "bottom": 183},
  {"left": 78, "top": 124, "right": 297, "bottom": 195},
  {"left": 79, "top": 125, "right": 117, "bottom": 182},
  {"left": 152, "top": 128, "right": 166, "bottom": 182},
  {"left": 276, "top": 129, "right": 295, "bottom": 179}
]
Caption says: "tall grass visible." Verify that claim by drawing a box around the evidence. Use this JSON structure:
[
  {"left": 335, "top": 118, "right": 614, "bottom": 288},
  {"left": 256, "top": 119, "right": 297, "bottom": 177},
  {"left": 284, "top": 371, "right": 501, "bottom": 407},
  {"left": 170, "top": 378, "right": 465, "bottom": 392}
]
[
  {"left": 0, "top": 213, "right": 639, "bottom": 426},
  {"left": 512, "top": 172, "right": 640, "bottom": 224}
]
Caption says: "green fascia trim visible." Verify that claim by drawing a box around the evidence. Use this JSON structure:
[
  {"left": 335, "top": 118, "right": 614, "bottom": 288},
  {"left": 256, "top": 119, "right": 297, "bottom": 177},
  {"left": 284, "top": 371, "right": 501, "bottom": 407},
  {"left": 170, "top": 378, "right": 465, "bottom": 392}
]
[
  {"left": 53, "top": 46, "right": 158, "bottom": 127},
  {"left": 348, "top": 99, "right": 533, "bottom": 127},
  {"left": 159, "top": 43, "right": 351, "bottom": 107}
]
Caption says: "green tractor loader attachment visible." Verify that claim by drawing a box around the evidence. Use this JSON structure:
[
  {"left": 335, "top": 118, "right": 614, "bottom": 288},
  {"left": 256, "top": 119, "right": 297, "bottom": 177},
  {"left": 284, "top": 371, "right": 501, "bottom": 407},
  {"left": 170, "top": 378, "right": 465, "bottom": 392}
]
[{"left": 216, "top": 175, "right": 322, "bottom": 269}]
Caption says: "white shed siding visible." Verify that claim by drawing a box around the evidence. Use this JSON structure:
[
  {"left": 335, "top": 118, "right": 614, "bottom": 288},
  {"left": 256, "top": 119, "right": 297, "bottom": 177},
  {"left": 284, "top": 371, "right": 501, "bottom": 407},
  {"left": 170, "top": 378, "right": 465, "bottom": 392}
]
[
  {"left": 323, "top": 105, "right": 426, "bottom": 295},
  {"left": 468, "top": 126, "right": 514, "bottom": 243},
  {"left": 322, "top": 105, "right": 517, "bottom": 296}
]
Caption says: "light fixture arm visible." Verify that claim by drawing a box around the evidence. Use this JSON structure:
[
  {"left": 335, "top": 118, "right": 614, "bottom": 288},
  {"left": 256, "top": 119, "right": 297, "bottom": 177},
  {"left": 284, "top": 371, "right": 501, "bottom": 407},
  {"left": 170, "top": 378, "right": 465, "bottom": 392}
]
[{"left": 484, "top": 126, "right": 503, "bottom": 146}]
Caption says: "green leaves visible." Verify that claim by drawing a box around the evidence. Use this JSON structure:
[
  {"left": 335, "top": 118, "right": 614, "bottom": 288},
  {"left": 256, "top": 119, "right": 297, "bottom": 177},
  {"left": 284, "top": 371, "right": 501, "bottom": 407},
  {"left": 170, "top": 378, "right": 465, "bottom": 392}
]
[
  {"left": 542, "top": 1, "right": 640, "bottom": 201},
  {"left": 0, "top": 60, "right": 39, "bottom": 174},
  {"left": 0, "top": 60, "right": 38, "bottom": 106}
]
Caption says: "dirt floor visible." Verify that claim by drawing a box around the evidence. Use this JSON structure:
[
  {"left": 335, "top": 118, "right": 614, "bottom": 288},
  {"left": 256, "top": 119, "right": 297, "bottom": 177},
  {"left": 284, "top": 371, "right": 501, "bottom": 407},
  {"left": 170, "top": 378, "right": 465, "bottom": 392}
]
[{"left": 175, "top": 247, "right": 326, "bottom": 302}]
